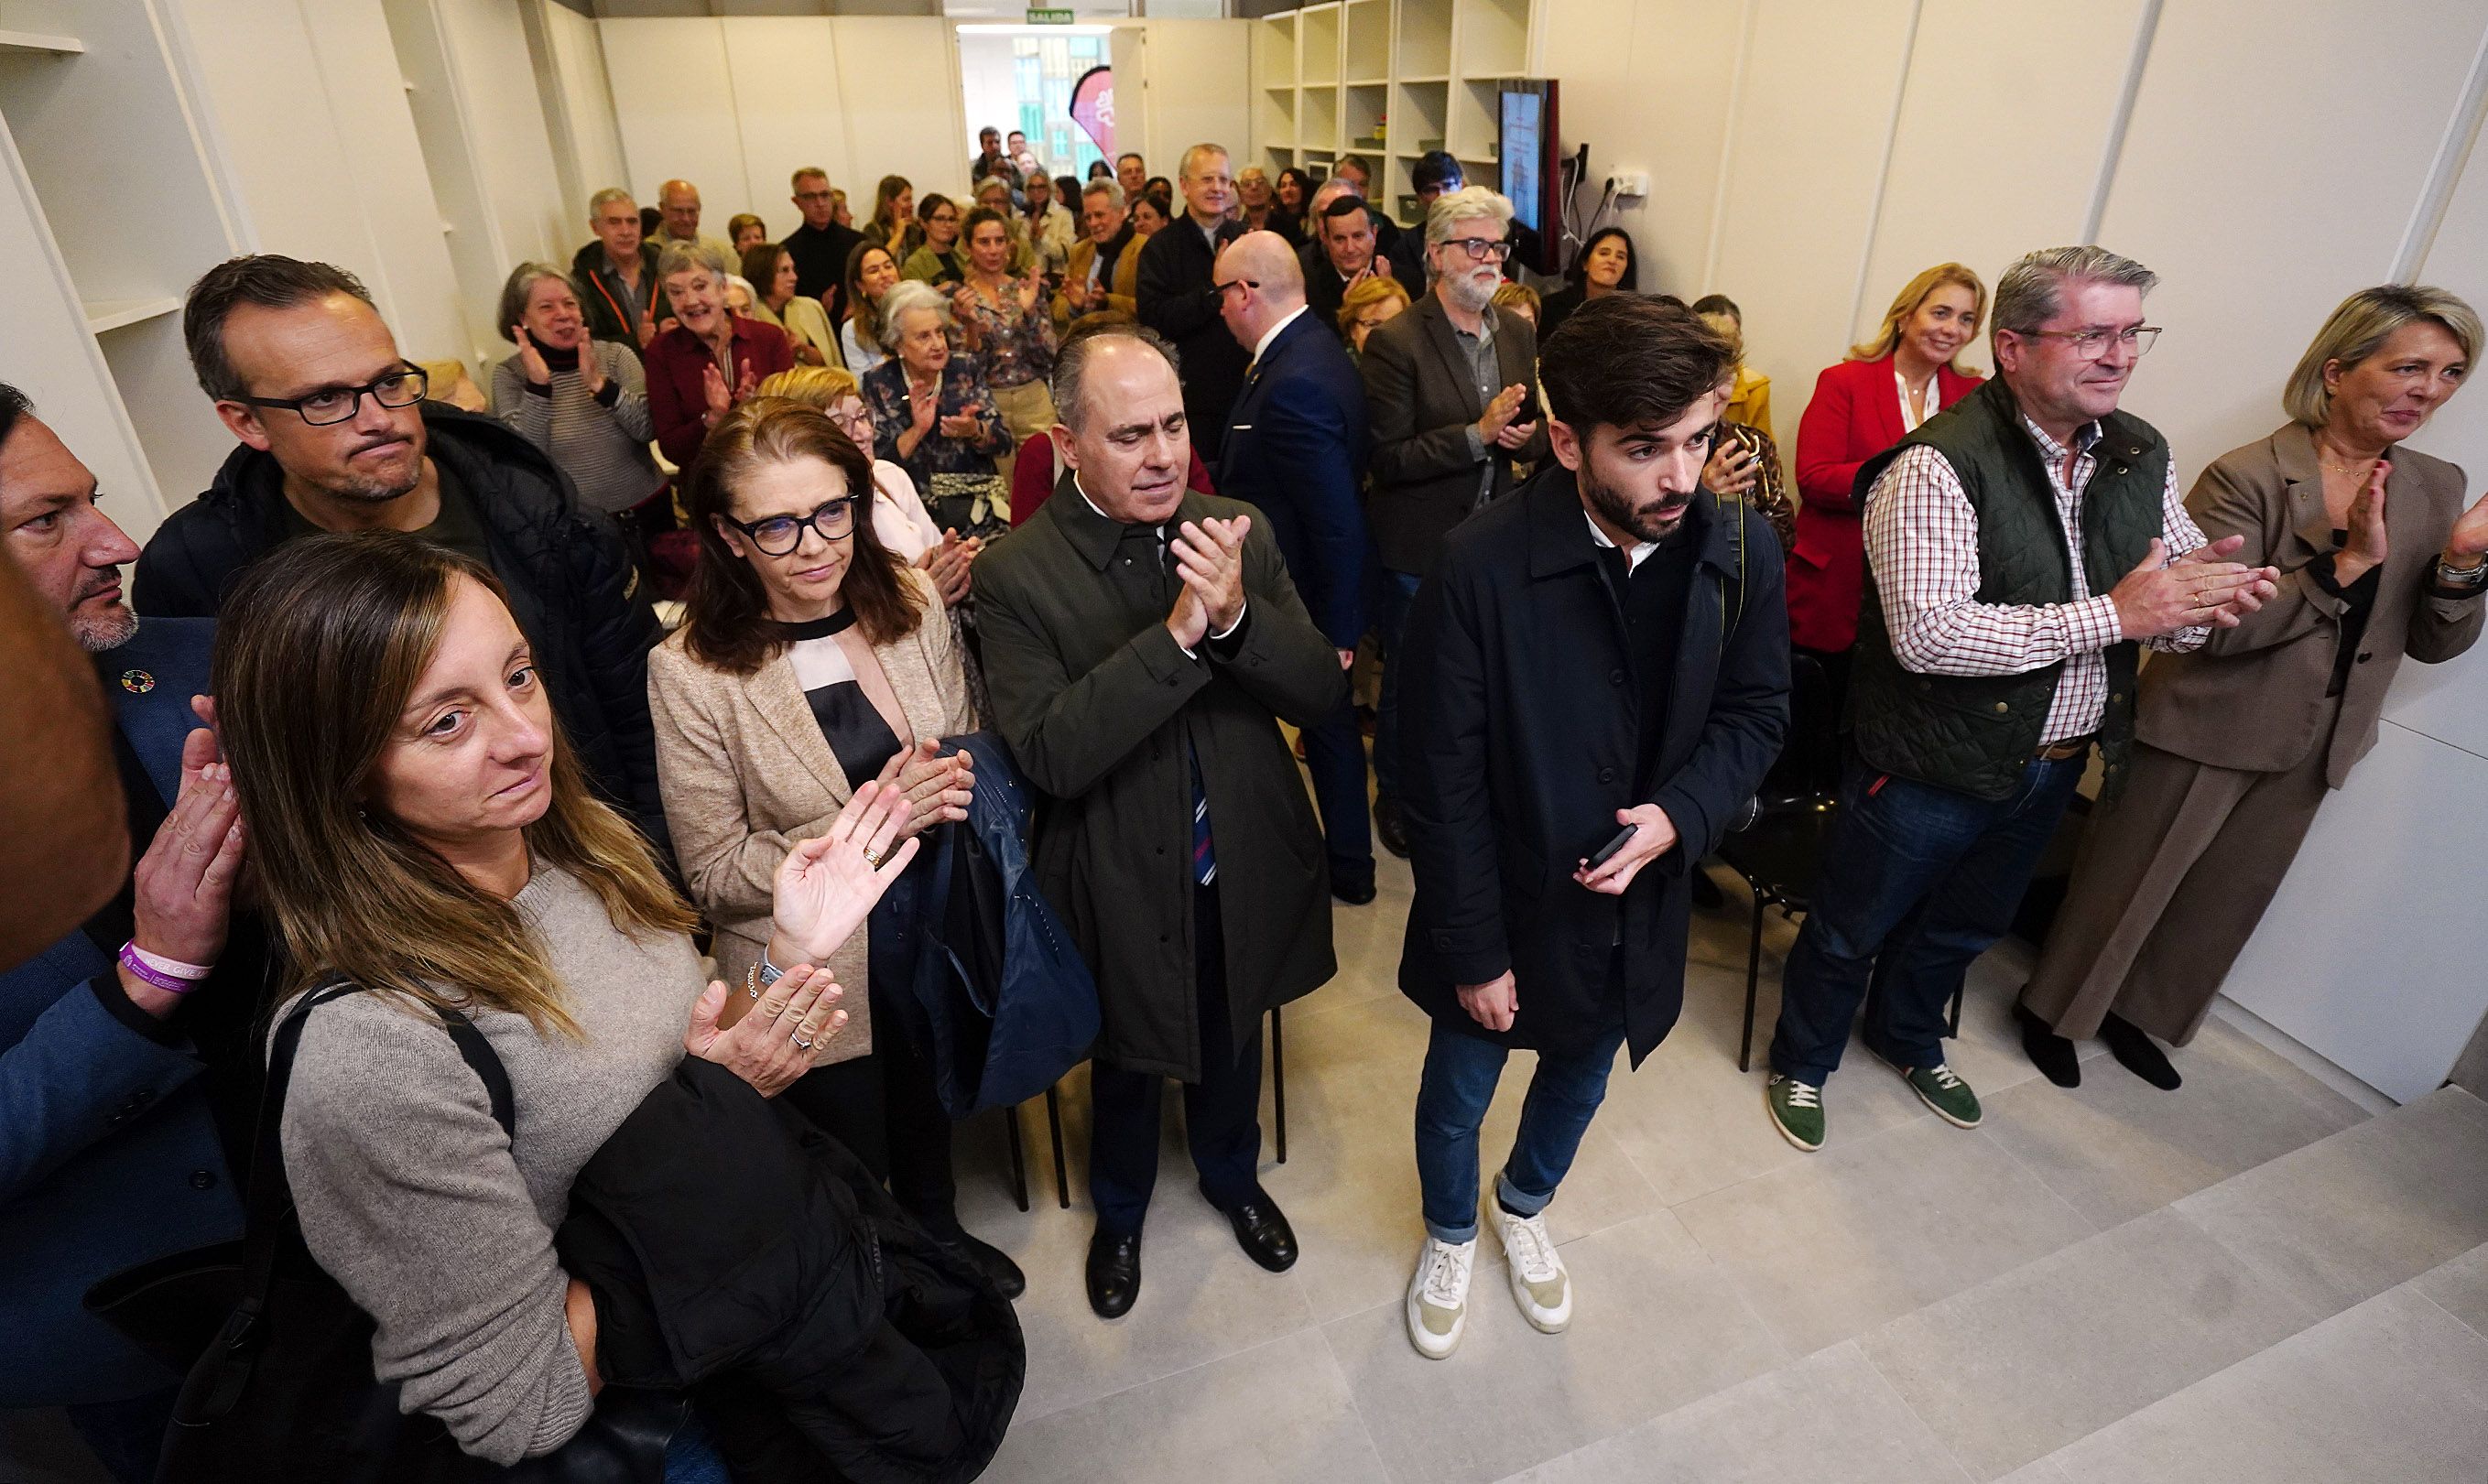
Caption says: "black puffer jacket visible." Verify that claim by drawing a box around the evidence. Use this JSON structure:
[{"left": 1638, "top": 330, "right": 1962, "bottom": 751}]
[{"left": 131, "top": 405, "right": 668, "bottom": 850}]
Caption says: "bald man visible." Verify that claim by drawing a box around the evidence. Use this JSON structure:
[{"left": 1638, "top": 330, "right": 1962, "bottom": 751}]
[
  {"left": 654, "top": 178, "right": 736, "bottom": 265},
  {"left": 1215, "top": 231, "right": 1377, "bottom": 899}
]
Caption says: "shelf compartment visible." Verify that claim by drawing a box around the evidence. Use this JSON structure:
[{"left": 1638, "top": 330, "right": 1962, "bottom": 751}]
[
  {"left": 1396, "top": 0, "right": 1451, "bottom": 79},
  {"left": 84, "top": 295, "right": 181, "bottom": 333},
  {"left": 1255, "top": 14, "right": 1296, "bottom": 87},
  {"left": 0, "top": 29, "right": 85, "bottom": 56},
  {"left": 1343, "top": 0, "right": 1389, "bottom": 83},
  {"left": 1299, "top": 82, "right": 1339, "bottom": 153},
  {"left": 1298, "top": 4, "right": 1340, "bottom": 87},
  {"left": 1457, "top": 0, "right": 1530, "bottom": 76},
  {"left": 1343, "top": 81, "right": 1386, "bottom": 154}
]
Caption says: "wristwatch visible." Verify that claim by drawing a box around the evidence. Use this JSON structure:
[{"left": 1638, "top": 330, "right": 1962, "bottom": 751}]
[{"left": 2436, "top": 554, "right": 2488, "bottom": 591}]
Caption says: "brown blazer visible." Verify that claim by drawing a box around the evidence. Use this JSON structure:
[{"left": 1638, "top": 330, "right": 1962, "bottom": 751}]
[
  {"left": 646, "top": 568, "right": 974, "bottom": 1060},
  {"left": 1361, "top": 293, "right": 1551, "bottom": 577},
  {"left": 2135, "top": 423, "right": 2483, "bottom": 783},
  {"left": 1053, "top": 234, "right": 1140, "bottom": 327}
]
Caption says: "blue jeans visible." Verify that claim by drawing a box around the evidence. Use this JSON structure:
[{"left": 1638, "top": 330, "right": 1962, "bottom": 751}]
[
  {"left": 1768, "top": 750, "right": 2087, "bottom": 1085},
  {"left": 664, "top": 1412, "right": 733, "bottom": 1483},
  {"left": 1413, "top": 1018, "right": 1627, "bottom": 1244},
  {"left": 1370, "top": 568, "right": 1425, "bottom": 805}
]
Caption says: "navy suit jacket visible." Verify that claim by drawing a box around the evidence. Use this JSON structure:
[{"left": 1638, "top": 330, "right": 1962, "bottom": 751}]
[
  {"left": 1215, "top": 309, "right": 1374, "bottom": 650},
  {"left": 0, "top": 618, "right": 244, "bottom": 1404}
]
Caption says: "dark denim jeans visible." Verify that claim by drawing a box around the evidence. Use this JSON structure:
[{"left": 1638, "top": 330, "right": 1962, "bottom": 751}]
[
  {"left": 1413, "top": 1018, "right": 1628, "bottom": 1244},
  {"left": 1768, "top": 750, "right": 2086, "bottom": 1086},
  {"left": 1370, "top": 567, "right": 1425, "bottom": 805}
]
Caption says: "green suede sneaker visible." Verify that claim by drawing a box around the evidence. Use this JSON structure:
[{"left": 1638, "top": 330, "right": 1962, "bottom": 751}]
[
  {"left": 1896, "top": 1060, "right": 1982, "bottom": 1128},
  {"left": 1766, "top": 1075, "right": 1824, "bottom": 1152}
]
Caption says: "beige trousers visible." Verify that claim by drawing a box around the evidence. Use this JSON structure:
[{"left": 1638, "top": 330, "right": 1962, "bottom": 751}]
[
  {"left": 989, "top": 378, "right": 1058, "bottom": 474},
  {"left": 2020, "top": 726, "right": 2336, "bottom": 1045}
]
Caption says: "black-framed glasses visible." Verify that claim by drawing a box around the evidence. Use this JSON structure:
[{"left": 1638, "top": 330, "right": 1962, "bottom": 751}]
[
  {"left": 1439, "top": 237, "right": 1514, "bottom": 262},
  {"left": 237, "top": 368, "right": 428, "bottom": 427},
  {"left": 1211, "top": 277, "right": 1259, "bottom": 299},
  {"left": 2016, "top": 326, "right": 2162, "bottom": 361},
  {"left": 726, "top": 496, "right": 860, "bottom": 556}
]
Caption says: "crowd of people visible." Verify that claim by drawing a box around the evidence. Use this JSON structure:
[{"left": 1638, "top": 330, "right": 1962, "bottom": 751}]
[{"left": 5, "top": 122, "right": 2486, "bottom": 1484}]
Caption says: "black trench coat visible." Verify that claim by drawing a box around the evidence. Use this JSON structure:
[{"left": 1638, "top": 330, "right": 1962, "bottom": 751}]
[
  {"left": 1396, "top": 468, "right": 1790, "bottom": 1065},
  {"left": 975, "top": 476, "right": 1348, "bottom": 1081}
]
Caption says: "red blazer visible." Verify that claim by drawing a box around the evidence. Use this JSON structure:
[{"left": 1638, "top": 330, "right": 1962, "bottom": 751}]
[
  {"left": 1784, "top": 353, "right": 1982, "bottom": 652},
  {"left": 643, "top": 318, "right": 796, "bottom": 473}
]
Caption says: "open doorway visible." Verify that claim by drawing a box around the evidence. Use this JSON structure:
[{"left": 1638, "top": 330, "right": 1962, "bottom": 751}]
[{"left": 956, "top": 25, "right": 1115, "bottom": 188}]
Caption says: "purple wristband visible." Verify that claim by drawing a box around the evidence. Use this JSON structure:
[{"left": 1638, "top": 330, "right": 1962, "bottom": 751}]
[{"left": 119, "top": 942, "right": 201, "bottom": 995}]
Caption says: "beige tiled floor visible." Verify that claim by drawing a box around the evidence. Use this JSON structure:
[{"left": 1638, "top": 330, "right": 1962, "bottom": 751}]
[
  {"left": 9, "top": 855, "right": 2481, "bottom": 1484},
  {"left": 950, "top": 851, "right": 2488, "bottom": 1484}
]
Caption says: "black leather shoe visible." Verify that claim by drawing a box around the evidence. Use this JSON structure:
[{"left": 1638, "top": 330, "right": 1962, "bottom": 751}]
[
  {"left": 1374, "top": 797, "right": 1411, "bottom": 859},
  {"left": 1331, "top": 875, "right": 1377, "bottom": 905},
  {"left": 1213, "top": 1187, "right": 1299, "bottom": 1273},
  {"left": 946, "top": 1229, "right": 1027, "bottom": 1300},
  {"left": 2015, "top": 1002, "right": 2081, "bottom": 1089},
  {"left": 1085, "top": 1228, "right": 1142, "bottom": 1318},
  {"left": 2101, "top": 1013, "right": 2181, "bottom": 1090}
]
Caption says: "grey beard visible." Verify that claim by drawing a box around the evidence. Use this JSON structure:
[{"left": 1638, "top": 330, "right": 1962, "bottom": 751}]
[
  {"left": 74, "top": 605, "right": 139, "bottom": 654},
  {"left": 1444, "top": 270, "right": 1498, "bottom": 316}
]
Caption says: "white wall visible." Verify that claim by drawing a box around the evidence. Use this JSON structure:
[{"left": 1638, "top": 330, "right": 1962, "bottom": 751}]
[
  {"left": 1113, "top": 19, "right": 1249, "bottom": 179},
  {"left": 1519, "top": 0, "right": 2488, "bottom": 1101},
  {"left": 598, "top": 14, "right": 969, "bottom": 240},
  {"left": 521, "top": 0, "right": 631, "bottom": 228}
]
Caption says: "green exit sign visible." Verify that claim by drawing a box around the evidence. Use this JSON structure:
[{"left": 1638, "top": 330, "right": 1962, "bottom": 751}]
[{"left": 1027, "top": 7, "right": 1074, "bottom": 20}]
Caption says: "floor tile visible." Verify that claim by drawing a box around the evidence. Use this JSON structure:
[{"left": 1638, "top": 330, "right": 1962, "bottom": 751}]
[
  {"left": 983, "top": 1327, "right": 1390, "bottom": 1484},
  {"left": 1979, "top": 1015, "right": 2371, "bottom": 1228},
  {"left": 1323, "top": 1209, "right": 1787, "bottom": 1484},
  {"left": 1674, "top": 1118, "right": 2097, "bottom": 1355},
  {"left": 2413, "top": 1241, "right": 2488, "bottom": 1341},
  {"left": 2042, "top": 1284, "right": 2488, "bottom": 1483},
  {"left": 1861, "top": 1208, "right": 2314, "bottom": 1480},
  {"left": 1502, "top": 1341, "right": 1968, "bottom": 1484},
  {"left": 2175, "top": 1087, "right": 2488, "bottom": 1319}
]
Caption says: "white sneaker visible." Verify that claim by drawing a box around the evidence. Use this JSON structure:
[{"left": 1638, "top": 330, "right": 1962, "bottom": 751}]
[
  {"left": 1494, "top": 1205, "right": 1572, "bottom": 1333},
  {"left": 1405, "top": 1235, "right": 1476, "bottom": 1359}
]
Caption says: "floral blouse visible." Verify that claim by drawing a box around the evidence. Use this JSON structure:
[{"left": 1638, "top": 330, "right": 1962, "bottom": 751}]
[
  {"left": 862, "top": 352, "right": 1013, "bottom": 483},
  {"left": 952, "top": 276, "right": 1058, "bottom": 390}
]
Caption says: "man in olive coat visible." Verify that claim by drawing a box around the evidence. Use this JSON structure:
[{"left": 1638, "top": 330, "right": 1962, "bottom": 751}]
[
  {"left": 1396, "top": 296, "right": 1789, "bottom": 1359},
  {"left": 974, "top": 320, "right": 1346, "bottom": 1320}
]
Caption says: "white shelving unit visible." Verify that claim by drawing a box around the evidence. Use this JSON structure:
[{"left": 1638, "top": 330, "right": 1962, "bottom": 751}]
[{"left": 1251, "top": 0, "right": 1539, "bottom": 218}]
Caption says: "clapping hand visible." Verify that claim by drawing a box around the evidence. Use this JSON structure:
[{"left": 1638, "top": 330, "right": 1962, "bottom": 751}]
[
  {"left": 2108, "top": 535, "right": 2278, "bottom": 637},
  {"left": 766, "top": 779, "right": 918, "bottom": 969},
  {"left": 682, "top": 962, "right": 845, "bottom": 1097},
  {"left": 577, "top": 343, "right": 607, "bottom": 398},
  {"left": 2338, "top": 461, "right": 2391, "bottom": 584},
  {"left": 513, "top": 325, "right": 552, "bottom": 387},
  {"left": 121, "top": 718, "right": 246, "bottom": 1017},
  {"left": 1477, "top": 383, "right": 1528, "bottom": 446},
  {"left": 1170, "top": 515, "right": 1251, "bottom": 637},
  {"left": 881, "top": 737, "right": 975, "bottom": 837},
  {"left": 701, "top": 362, "right": 733, "bottom": 417},
  {"left": 918, "top": 529, "right": 977, "bottom": 604},
  {"left": 938, "top": 404, "right": 985, "bottom": 440},
  {"left": 2442, "top": 485, "right": 2488, "bottom": 572}
]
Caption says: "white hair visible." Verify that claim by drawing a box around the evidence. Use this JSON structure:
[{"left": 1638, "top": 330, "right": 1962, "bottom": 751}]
[{"left": 1425, "top": 185, "right": 1514, "bottom": 247}]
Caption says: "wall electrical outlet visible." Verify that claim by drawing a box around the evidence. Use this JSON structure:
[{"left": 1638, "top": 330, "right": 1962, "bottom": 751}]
[{"left": 1611, "top": 170, "right": 1650, "bottom": 198}]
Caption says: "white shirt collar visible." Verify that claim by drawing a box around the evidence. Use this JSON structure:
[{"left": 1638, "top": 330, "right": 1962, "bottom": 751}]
[
  {"left": 1252, "top": 305, "right": 1309, "bottom": 363},
  {"left": 1584, "top": 510, "right": 1658, "bottom": 572}
]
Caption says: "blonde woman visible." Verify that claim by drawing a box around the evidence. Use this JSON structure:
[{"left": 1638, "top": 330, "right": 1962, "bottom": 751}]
[
  {"left": 949, "top": 205, "right": 1059, "bottom": 448},
  {"left": 651, "top": 399, "right": 1019, "bottom": 1293},
  {"left": 1692, "top": 293, "right": 1772, "bottom": 440},
  {"left": 213, "top": 531, "right": 911, "bottom": 1468},
  {"left": 1336, "top": 273, "right": 1411, "bottom": 358},
  {"left": 2018, "top": 286, "right": 2488, "bottom": 1089},
  {"left": 1786, "top": 262, "right": 1985, "bottom": 687}
]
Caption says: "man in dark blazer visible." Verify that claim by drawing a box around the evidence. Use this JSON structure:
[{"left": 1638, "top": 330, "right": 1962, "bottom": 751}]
[
  {"left": 1396, "top": 297, "right": 1788, "bottom": 1359},
  {"left": 1135, "top": 143, "right": 1247, "bottom": 460},
  {"left": 0, "top": 388, "right": 264, "bottom": 1481},
  {"left": 1361, "top": 186, "right": 1550, "bottom": 860},
  {"left": 974, "top": 321, "right": 1348, "bottom": 1320},
  {"left": 1212, "top": 230, "right": 1376, "bottom": 901}
]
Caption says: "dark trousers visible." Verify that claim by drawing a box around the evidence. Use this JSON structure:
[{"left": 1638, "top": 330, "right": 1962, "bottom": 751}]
[
  {"left": 1370, "top": 567, "right": 1425, "bottom": 804},
  {"left": 1769, "top": 749, "right": 2085, "bottom": 1085},
  {"left": 784, "top": 974, "right": 959, "bottom": 1230},
  {"left": 1300, "top": 688, "right": 1374, "bottom": 891},
  {"left": 1088, "top": 884, "right": 1264, "bottom": 1234},
  {"left": 62, "top": 1386, "right": 179, "bottom": 1484}
]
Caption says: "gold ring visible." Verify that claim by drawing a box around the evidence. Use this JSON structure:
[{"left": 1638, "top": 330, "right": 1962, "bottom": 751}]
[{"left": 863, "top": 845, "right": 885, "bottom": 868}]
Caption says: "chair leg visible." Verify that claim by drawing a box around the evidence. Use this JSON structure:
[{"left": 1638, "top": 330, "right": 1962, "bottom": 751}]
[
  {"left": 1044, "top": 1083, "right": 1070, "bottom": 1209},
  {"left": 1271, "top": 1005, "right": 1287, "bottom": 1164},
  {"left": 1739, "top": 890, "right": 1766, "bottom": 1074},
  {"left": 1004, "top": 1101, "right": 1029, "bottom": 1214},
  {"left": 1947, "top": 981, "right": 1963, "bottom": 1040}
]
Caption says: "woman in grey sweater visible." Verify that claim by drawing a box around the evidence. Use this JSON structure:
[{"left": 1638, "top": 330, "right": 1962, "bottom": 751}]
[
  {"left": 493, "top": 263, "right": 667, "bottom": 517},
  {"left": 212, "top": 533, "right": 920, "bottom": 1470}
]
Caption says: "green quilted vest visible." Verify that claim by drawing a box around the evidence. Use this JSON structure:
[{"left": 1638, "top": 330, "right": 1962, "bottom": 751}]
[{"left": 1849, "top": 376, "right": 2168, "bottom": 803}]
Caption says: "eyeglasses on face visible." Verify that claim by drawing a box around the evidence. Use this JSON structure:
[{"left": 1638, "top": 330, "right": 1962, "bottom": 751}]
[
  {"left": 726, "top": 495, "right": 860, "bottom": 556},
  {"left": 2016, "top": 325, "right": 2163, "bottom": 361},
  {"left": 236, "top": 368, "right": 429, "bottom": 427},
  {"left": 1211, "top": 278, "right": 1260, "bottom": 299},
  {"left": 1438, "top": 236, "right": 1514, "bottom": 262}
]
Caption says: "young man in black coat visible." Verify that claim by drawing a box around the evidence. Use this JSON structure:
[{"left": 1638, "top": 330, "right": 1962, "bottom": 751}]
[
  {"left": 1395, "top": 295, "right": 1789, "bottom": 1359},
  {"left": 132, "top": 255, "right": 668, "bottom": 853}
]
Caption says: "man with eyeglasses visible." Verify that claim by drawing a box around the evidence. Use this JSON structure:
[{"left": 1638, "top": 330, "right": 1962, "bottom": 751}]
[
  {"left": 784, "top": 166, "right": 865, "bottom": 318},
  {"left": 1763, "top": 245, "right": 2278, "bottom": 1154},
  {"left": 1135, "top": 143, "right": 1247, "bottom": 460},
  {"left": 1360, "top": 185, "right": 1548, "bottom": 860},
  {"left": 133, "top": 255, "right": 669, "bottom": 852}
]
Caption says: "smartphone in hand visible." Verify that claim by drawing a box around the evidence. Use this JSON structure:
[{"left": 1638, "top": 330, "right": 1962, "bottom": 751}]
[{"left": 1585, "top": 824, "right": 1637, "bottom": 871}]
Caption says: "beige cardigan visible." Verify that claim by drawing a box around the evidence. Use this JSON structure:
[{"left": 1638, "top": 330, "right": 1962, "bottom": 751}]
[{"left": 646, "top": 568, "right": 973, "bottom": 1061}]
